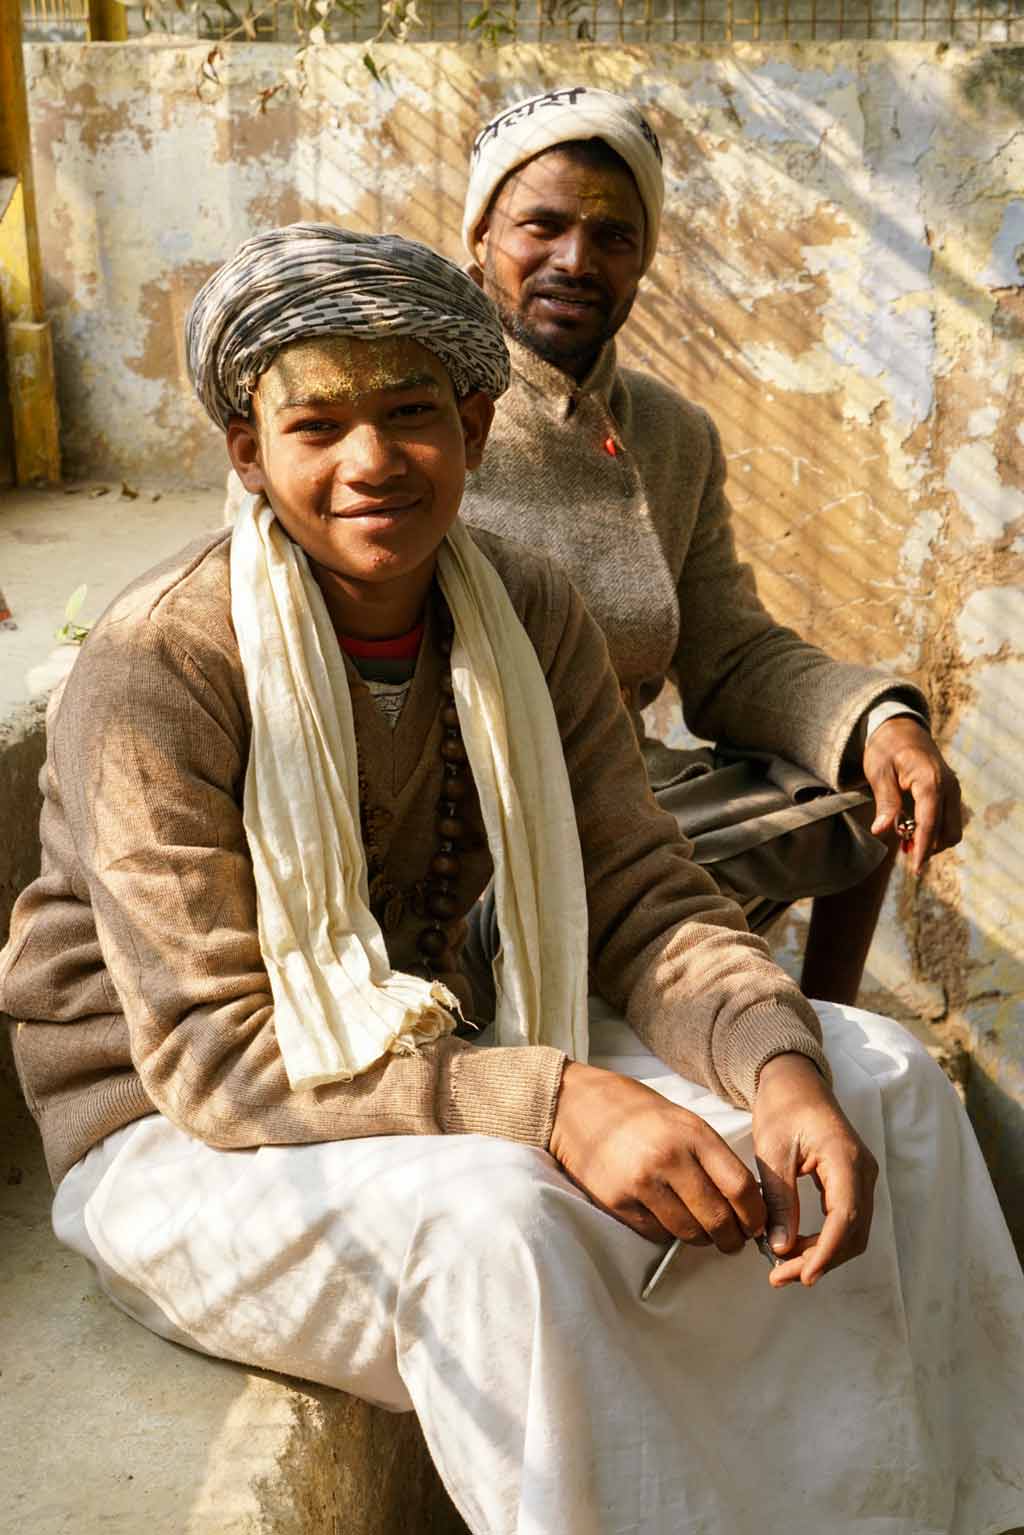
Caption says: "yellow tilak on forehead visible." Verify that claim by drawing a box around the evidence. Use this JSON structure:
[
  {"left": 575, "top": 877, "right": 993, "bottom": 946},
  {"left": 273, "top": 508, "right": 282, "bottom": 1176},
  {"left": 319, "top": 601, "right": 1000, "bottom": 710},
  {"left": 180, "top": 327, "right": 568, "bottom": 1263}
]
[
  {"left": 568, "top": 173, "right": 633, "bottom": 216},
  {"left": 258, "top": 336, "right": 450, "bottom": 414},
  {"left": 502, "top": 153, "right": 645, "bottom": 231}
]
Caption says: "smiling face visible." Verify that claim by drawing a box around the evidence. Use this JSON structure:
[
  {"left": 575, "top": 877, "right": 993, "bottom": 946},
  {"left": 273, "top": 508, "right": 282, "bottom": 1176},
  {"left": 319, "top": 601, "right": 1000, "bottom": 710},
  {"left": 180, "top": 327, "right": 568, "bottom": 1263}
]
[
  {"left": 473, "top": 142, "right": 646, "bottom": 379},
  {"left": 226, "top": 335, "right": 493, "bottom": 637}
]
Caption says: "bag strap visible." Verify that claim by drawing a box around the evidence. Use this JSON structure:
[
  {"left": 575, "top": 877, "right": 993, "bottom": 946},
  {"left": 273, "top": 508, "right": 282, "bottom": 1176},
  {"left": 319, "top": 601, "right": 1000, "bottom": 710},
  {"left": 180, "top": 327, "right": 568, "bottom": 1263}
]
[{"left": 691, "top": 788, "right": 872, "bottom": 866}]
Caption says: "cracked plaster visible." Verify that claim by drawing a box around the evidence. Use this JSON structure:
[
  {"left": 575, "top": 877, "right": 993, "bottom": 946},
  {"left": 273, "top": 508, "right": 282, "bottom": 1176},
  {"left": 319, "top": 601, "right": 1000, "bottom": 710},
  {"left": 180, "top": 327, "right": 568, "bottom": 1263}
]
[
  {"left": 957, "top": 587, "right": 1024, "bottom": 658},
  {"left": 980, "top": 197, "right": 1024, "bottom": 287}
]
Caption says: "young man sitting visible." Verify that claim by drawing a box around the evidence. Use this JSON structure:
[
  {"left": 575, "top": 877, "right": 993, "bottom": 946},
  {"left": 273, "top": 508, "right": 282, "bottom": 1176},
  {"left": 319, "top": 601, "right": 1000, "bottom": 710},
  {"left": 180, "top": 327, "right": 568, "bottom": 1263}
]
[{"left": 2, "top": 224, "right": 1021, "bottom": 1535}]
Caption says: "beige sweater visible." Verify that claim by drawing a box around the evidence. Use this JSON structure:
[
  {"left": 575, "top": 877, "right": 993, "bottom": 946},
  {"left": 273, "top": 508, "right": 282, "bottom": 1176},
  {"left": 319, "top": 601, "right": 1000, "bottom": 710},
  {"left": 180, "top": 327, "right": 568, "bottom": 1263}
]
[
  {"left": 461, "top": 339, "right": 927, "bottom": 789},
  {"left": 1, "top": 526, "right": 828, "bottom": 1188}
]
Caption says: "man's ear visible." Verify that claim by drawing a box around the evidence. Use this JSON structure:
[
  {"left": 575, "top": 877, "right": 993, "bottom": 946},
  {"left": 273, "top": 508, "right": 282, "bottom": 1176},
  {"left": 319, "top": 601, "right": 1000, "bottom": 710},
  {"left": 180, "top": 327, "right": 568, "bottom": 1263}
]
[
  {"left": 458, "top": 390, "right": 495, "bottom": 471},
  {"left": 471, "top": 214, "right": 490, "bottom": 274},
  {"left": 226, "top": 414, "right": 267, "bottom": 493}
]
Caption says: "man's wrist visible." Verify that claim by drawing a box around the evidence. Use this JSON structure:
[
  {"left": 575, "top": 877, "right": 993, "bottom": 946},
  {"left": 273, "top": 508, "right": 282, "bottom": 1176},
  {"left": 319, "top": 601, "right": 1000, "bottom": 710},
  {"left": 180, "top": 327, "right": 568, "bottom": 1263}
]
[
  {"left": 756, "top": 1050, "right": 827, "bottom": 1094},
  {"left": 841, "top": 696, "right": 930, "bottom": 782}
]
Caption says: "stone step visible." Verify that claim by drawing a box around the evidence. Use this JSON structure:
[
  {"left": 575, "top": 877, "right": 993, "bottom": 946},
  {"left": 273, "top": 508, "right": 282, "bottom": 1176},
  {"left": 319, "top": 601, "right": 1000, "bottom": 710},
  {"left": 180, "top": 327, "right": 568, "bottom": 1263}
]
[{"left": 1, "top": 1040, "right": 469, "bottom": 1534}]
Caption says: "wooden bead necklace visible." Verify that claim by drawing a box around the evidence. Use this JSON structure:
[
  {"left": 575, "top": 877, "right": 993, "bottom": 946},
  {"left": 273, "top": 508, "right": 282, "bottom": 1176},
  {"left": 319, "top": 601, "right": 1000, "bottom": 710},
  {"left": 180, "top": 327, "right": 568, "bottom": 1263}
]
[{"left": 357, "top": 590, "right": 472, "bottom": 982}]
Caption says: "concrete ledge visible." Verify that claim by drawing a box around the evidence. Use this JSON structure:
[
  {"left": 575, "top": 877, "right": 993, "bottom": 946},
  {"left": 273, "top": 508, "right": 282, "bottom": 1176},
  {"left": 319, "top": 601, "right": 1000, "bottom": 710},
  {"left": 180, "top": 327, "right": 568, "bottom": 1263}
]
[
  {"left": 1, "top": 1039, "right": 469, "bottom": 1534},
  {"left": 0, "top": 482, "right": 226, "bottom": 928},
  {"left": 0, "top": 702, "right": 45, "bottom": 940}
]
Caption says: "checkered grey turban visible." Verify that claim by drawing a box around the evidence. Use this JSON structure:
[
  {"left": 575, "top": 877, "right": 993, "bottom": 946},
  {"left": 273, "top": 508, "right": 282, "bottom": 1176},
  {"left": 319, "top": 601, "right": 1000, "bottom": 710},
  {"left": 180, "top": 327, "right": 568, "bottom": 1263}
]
[{"left": 186, "top": 223, "right": 511, "bottom": 430}]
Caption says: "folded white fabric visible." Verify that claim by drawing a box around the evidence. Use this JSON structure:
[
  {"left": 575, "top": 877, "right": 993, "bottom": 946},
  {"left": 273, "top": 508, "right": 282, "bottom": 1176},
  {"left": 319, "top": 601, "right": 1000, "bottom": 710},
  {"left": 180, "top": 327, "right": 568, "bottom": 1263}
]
[
  {"left": 57, "top": 1004, "right": 1024, "bottom": 1535},
  {"left": 230, "top": 493, "right": 588, "bottom": 1090},
  {"left": 438, "top": 511, "right": 588, "bottom": 1061}
]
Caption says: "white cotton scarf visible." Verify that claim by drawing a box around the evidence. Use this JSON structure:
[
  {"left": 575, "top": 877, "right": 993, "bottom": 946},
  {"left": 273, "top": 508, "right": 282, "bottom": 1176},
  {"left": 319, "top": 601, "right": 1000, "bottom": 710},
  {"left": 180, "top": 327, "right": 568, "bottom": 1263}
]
[{"left": 230, "top": 494, "right": 588, "bottom": 1091}]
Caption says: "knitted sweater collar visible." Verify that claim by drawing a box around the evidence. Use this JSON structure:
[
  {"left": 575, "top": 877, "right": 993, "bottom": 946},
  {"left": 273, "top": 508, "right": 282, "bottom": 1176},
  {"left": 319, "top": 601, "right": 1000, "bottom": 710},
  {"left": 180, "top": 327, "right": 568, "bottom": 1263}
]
[{"left": 505, "top": 335, "right": 618, "bottom": 419}]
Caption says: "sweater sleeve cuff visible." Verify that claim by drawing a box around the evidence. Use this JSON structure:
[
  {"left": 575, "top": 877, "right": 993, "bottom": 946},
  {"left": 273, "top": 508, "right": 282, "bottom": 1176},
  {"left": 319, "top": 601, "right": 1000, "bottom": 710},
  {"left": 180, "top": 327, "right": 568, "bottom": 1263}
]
[
  {"left": 716, "top": 1002, "right": 832, "bottom": 1108},
  {"left": 439, "top": 1044, "right": 567, "bottom": 1148},
  {"left": 864, "top": 699, "right": 929, "bottom": 742},
  {"left": 836, "top": 684, "right": 931, "bottom": 784}
]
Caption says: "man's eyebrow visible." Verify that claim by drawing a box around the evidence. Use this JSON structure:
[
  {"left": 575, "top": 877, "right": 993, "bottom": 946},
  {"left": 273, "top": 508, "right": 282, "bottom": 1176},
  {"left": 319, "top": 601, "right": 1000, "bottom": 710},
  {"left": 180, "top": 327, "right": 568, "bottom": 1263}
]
[
  {"left": 275, "top": 373, "right": 443, "bottom": 410},
  {"left": 515, "top": 202, "right": 641, "bottom": 234},
  {"left": 375, "top": 372, "right": 444, "bottom": 395}
]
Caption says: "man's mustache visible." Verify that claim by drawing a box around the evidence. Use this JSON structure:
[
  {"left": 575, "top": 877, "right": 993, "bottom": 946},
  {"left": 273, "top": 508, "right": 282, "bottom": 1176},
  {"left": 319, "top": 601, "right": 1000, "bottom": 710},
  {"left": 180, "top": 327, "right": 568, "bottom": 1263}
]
[{"left": 527, "top": 278, "right": 611, "bottom": 305}]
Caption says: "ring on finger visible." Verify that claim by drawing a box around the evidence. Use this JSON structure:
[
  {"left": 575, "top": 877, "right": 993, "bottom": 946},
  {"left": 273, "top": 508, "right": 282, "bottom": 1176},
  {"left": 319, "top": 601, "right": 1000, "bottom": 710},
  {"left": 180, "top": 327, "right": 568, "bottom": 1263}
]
[{"left": 895, "top": 813, "right": 916, "bottom": 853}]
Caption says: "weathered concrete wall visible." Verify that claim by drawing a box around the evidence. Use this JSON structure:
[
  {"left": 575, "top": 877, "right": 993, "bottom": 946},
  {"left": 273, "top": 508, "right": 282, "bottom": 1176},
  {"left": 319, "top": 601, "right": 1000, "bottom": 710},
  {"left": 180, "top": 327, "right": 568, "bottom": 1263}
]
[
  {"left": 21, "top": 39, "right": 1024, "bottom": 1232},
  {"left": 1, "top": 1025, "right": 470, "bottom": 1534}
]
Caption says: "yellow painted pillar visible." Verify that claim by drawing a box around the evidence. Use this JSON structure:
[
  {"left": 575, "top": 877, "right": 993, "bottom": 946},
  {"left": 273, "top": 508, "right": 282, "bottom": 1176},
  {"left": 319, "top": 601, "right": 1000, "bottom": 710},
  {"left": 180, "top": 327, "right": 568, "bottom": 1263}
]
[
  {"left": 87, "top": 0, "right": 128, "bottom": 42},
  {"left": 0, "top": 0, "right": 60, "bottom": 483}
]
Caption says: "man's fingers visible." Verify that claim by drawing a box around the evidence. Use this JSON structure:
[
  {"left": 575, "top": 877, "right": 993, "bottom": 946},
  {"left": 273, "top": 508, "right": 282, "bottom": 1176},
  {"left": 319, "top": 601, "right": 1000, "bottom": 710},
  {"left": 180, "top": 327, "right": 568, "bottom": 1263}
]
[
  {"left": 908, "top": 772, "right": 941, "bottom": 873},
  {"left": 641, "top": 1179, "right": 723, "bottom": 1250},
  {"left": 765, "top": 1234, "right": 818, "bottom": 1287},
  {"left": 864, "top": 719, "right": 964, "bottom": 866},
  {"left": 755, "top": 1153, "right": 799, "bottom": 1255},
  {"left": 651, "top": 1159, "right": 748, "bottom": 1253},
  {"left": 633, "top": 1129, "right": 765, "bottom": 1255},
  {"left": 693, "top": 1137, "right": 767, "bottom": 1237},
  {"left": 753, "top": 1057, "right": 879, "bottom": 1290},
  {"left": 592, "top": 1193, "right": 685, "bottom": 1246},
  {"left": 779, "top": 1142, "right": 878, "bottom": 1283},
  {"left": 869, "top": 763, "right": 903, "bottom": 836},
  {"left": 909, "top": 760, "right": 964, "bottom": 868},
  {"left": 796, "top": 1148, "right": 876, "bottom": 1286}
]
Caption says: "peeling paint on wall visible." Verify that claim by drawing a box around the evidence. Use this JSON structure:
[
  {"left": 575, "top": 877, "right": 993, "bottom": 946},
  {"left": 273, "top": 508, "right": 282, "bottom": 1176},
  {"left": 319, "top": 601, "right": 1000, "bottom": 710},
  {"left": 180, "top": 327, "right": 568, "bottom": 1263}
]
[
  {"left": 981, "top": 199, "right": 1024, "bottom": 288},
  {"left": 22, "top": 38, "right": 1024, "bottom": 1237},
  {"left": 946, "top": 441, "right": 1024, "bottom": 540},
  {"left": 957, "top": 588, "right": 1024, "bottom": 658}
]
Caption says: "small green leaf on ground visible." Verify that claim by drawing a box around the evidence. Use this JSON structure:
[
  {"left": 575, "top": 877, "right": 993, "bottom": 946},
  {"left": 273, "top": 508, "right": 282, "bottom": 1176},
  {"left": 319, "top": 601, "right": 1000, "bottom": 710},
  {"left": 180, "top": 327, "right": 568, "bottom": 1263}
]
[{"left": 56, "top": 585, "right": 92, "bottom": 646}]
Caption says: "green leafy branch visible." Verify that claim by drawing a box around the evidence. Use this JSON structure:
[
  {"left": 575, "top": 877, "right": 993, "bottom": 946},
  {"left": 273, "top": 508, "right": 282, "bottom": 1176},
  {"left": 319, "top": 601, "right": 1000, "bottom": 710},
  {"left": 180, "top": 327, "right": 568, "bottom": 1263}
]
[
  {"left": 467, "top": 3, "right": 513, "bottom": 43},
  {"left": 116, "top": 0, "right": 595, "bottom": 99}
]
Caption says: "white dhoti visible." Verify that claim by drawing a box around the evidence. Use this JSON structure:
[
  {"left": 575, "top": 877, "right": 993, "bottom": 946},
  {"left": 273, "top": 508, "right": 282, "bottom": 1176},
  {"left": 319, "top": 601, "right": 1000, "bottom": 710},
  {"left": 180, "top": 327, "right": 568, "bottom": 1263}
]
[{"left": 53, "top": 1003, "right": 1024, "bottom": 1535}]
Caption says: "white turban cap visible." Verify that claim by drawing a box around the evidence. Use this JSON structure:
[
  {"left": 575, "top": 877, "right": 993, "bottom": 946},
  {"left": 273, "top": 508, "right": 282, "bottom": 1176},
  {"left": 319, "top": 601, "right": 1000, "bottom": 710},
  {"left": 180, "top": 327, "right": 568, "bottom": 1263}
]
[{"left": 462, "top": 86, "right": 664, "bottom": 272}]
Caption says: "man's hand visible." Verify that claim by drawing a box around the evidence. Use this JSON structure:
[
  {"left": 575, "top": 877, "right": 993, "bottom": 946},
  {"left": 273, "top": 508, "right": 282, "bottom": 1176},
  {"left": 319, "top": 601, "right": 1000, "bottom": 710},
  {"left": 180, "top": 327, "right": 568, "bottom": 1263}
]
[
  {"left": 550, "top": 1061, "right": 766, "bottom": 1252},
  {"left": 752, "top": 1053, "right": 878, "bottom": 1288},
  {"left": 864, "top": 716, "right": 962, "bottom": 876}
]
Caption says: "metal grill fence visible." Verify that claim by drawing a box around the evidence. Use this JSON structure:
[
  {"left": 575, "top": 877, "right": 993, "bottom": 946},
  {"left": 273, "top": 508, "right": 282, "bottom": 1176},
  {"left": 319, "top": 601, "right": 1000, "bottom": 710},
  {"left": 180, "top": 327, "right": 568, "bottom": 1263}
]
[
  {"left": 22, "top": 0, "right": 88, "bottom": 34},
  {"left": 21, "top": 0, "right": 1024, "bottom": 44}
]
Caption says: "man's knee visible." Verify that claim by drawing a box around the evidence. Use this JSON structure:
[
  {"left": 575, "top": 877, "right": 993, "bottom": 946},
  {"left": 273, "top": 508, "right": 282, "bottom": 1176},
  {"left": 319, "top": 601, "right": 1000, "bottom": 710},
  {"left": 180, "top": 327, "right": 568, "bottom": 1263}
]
[
  {"left": 474, "top": 1140, "right": 568, "bottom": 1229},
  {"left": 826, "top": 1005, "right": 967, "bottom": 1139},
  {"left": 419, "top": 1139, "right": 581, "bottom": 1262}
]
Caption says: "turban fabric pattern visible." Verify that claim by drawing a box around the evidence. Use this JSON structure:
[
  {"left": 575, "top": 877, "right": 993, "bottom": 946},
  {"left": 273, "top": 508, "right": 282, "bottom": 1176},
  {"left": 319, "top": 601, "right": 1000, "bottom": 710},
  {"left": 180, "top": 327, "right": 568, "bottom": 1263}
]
[{"left": 186, "top": 223, "right": 511, "bottom": 429}]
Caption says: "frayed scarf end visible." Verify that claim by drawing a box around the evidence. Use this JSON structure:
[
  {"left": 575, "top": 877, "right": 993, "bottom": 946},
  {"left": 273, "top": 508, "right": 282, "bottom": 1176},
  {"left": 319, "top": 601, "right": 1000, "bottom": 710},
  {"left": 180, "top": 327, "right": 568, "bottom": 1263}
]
[{"left": 284, "top": 987, "right": 465, "bottom": 1092}]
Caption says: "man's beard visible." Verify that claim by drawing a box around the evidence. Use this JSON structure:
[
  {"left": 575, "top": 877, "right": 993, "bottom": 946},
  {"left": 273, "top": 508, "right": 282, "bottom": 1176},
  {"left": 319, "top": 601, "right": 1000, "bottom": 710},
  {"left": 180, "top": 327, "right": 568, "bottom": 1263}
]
[{"left": 485, "top": 259, "right": 635, "bottom": 376}]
